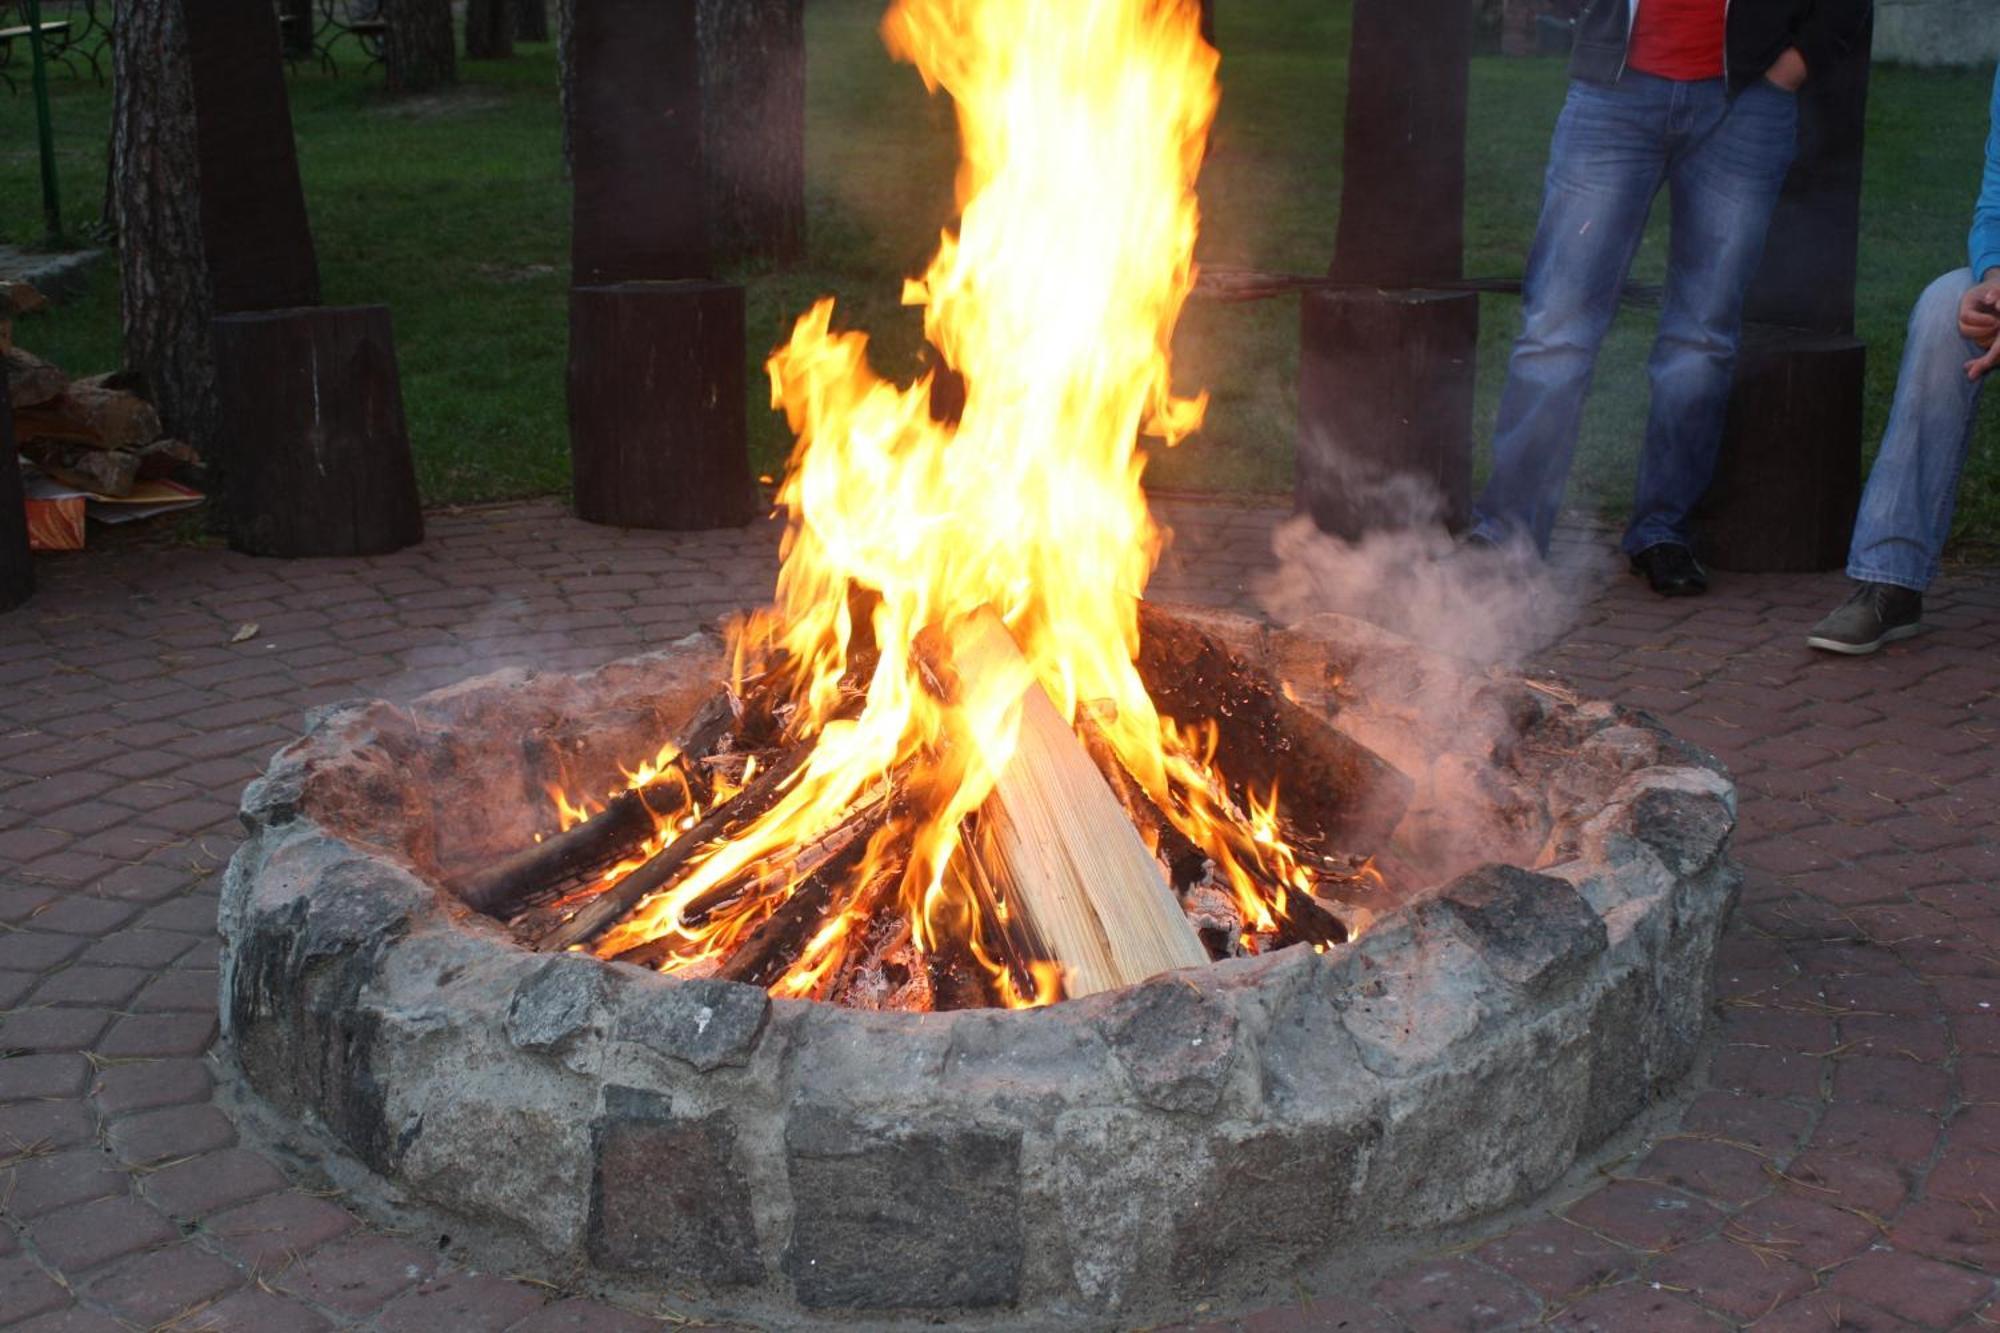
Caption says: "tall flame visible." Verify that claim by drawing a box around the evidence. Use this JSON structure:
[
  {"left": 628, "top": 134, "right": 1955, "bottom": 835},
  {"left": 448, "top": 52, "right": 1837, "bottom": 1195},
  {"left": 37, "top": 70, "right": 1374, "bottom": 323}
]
[{"left": 593, "top": 0, "right": 1315, "bottom": 1003}]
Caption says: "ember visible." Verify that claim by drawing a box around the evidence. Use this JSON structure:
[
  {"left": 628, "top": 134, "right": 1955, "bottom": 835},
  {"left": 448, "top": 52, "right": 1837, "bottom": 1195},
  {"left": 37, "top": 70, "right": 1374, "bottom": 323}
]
[{"left": 462, "top": 0, "right": 1407, "bottom": 1008}]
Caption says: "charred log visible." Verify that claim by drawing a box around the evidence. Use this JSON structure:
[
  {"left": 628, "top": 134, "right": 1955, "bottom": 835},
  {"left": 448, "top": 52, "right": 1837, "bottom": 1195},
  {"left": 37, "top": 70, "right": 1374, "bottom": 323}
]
[{"left": 1136, "top": 602, "right": 1411, "bottom": 854}]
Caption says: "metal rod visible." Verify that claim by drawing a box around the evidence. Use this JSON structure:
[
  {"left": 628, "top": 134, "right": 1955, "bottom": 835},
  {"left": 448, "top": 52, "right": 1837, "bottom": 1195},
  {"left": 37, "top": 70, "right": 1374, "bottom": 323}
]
[{"left": 24, "top": 0, "right": 64, "bottom": 246}]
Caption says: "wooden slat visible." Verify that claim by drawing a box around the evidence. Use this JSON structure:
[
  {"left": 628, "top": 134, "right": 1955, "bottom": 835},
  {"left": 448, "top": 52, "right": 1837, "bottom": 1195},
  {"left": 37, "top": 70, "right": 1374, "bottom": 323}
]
[{"left": 953, "top": 609, "right": 1207, "bottom": 998}]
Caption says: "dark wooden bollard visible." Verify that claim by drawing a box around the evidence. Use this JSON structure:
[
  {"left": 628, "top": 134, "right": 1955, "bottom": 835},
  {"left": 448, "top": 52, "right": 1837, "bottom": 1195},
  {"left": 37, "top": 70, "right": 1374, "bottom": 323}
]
[
  {"left": 211, "top": 305, "right": 424, "bottom": 558},
  {"left": 569, "top": 282, "right": 753, "bottom": 531},
  {"left": 1695, "top": 329, "right": 1864, "bottom": 573},
  {"left": 1296, "top": 288, "right": 1479, "bottom": 540},
  {"left": 1, "top": 358, "right": 34, "bottom": 612},
  {"left": 184, "top": 0, "right": 320, "bottom": 314}
]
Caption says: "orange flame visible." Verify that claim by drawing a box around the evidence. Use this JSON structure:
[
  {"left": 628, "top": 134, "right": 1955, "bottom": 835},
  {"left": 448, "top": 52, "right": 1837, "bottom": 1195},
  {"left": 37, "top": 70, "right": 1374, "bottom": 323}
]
[{"left": 580, "top": 0, "right": 1330, "bottom": 1005}]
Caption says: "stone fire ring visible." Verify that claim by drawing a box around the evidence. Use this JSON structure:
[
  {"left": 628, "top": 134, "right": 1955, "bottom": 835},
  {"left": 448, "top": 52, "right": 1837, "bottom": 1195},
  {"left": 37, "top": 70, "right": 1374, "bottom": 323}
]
[{"left": 217, "top": 606, "right": 1739, "bottom": 1326}]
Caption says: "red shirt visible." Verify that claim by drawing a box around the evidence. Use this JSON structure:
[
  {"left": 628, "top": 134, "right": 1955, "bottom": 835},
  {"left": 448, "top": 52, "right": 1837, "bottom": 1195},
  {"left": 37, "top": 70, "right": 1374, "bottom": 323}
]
[{"left": 1627, "top": 0, "right": 1726, "bottom": 82}]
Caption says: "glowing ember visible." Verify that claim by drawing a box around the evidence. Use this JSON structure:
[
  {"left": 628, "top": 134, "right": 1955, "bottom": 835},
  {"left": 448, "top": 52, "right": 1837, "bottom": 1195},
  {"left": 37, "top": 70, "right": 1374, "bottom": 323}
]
[{"left": 560, "top": 0, "right": 1351, "bottom": 1006}]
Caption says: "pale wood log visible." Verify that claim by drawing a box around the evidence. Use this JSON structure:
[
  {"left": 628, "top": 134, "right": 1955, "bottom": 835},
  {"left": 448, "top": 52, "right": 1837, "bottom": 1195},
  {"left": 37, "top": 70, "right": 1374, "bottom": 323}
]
[{"left": 952, "top": 609, "right": 1207, "bottom": 998}]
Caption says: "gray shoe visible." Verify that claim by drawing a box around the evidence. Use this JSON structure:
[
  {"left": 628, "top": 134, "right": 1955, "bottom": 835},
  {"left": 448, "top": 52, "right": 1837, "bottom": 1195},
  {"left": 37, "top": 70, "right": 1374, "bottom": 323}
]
[{"left": 1807, "top": 582, "right": 1923, "bottom": 655}]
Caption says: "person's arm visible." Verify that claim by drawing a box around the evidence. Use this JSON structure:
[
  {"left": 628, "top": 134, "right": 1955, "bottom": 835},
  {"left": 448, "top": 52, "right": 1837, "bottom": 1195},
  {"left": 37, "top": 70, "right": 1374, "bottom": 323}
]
[
  {"left": 1962, "top": 71, "right": 2000, "bottom": 380},
  {"left": 1783, "top": 0, "right": 1872, "bottom": 88}
]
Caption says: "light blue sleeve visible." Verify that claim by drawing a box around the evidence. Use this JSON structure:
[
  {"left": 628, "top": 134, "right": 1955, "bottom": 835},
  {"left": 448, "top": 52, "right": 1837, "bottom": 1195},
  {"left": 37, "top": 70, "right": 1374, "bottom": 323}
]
[{"left": 1973, "top": 64, "right": 2000, "bottom": 280}]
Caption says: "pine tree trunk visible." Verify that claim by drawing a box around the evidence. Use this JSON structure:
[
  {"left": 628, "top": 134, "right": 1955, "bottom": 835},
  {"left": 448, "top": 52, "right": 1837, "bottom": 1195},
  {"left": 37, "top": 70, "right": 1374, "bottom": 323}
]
[
  {"left": 466, "top": 0, "right": 512, "bottom": 58},
  {"left": 111, "top": 0, "right": 218, "bottom": 453},
  {"left": 513, "top": 0, "right": 548, "bottom": 43},
  {"left": 381, "top": 0, "right": 456, "bottom": 92}
]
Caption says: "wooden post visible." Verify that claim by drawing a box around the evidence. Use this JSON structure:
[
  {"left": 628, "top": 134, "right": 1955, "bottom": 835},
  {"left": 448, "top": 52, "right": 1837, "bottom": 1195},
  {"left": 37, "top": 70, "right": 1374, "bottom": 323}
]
[
  {"left": 1297, "top": 288, "right": 1478, "bottom": 539},
  {"left": 569, "top": 0, "right": 709, "bottom": 284},
  {"left": 0, "top": 358, "right": 34, "bottom": 613},
  {"left": 1700, "top": 12, "right": 1873, "bottom": 572},
  {"left": 182, "top": 0, "right": 320, "bottom": 315},
  {"left": 465, "top": 0, "right": 514, "bottom": 59},
  {"left": 512, "top": 0, "right": 549, "bottom": 42},
  {"left": 698, "top": 0, "right": 806, "bottom": 267},
  {"left": 1327, "top": 0, "right": 1472, "bottom": 287},
  {"left": 211, "top": 305, "right": 424, "bottom": 558},
  {"left": 568, "top": 282, "right": 753, "bottom": 531},
  {"left": 1695, "top": 329, "right": 1865, "bottom": 573},
  {"left": 1301, "top": 0, "right": 1477, "bottom": 540}
]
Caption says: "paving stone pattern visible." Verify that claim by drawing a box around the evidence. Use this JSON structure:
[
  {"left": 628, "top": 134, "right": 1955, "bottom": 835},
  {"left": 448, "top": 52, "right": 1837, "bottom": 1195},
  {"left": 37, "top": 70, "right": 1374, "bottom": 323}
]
[{"left": 1, "top": 498, "right": 1996, "bottom": 1331}]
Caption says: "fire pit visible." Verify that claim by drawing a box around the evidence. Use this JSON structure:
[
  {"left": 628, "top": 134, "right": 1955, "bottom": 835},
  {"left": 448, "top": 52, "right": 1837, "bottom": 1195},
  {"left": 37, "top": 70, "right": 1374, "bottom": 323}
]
[
  {"left": 219, "top": 0, "right": 1738, "bottom": 1321},
  {"left": 218, "top": 603, "right": 1737, "bottom": 1323}
]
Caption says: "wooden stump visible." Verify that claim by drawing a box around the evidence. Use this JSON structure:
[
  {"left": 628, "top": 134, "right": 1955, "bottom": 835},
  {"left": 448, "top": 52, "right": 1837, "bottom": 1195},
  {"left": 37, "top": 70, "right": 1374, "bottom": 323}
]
[
  {"left": 381, "top": 0, "right": 457, "bottom": 93},
  {"left": 211, "top": 305, "right": 424, "bottom": 558},
  {"left": 570, "top": 0, "right": 707, "bottom": 284},
  {"left": 1296, "top": 287, "right": 1478, "bottom": 539},
  {"left": 1695, "top": 327, "right": 1864, "bottom": 573},
  {"left": 182, "top": 0, "right": 322, "bottom": 315},
  {"left": 568, "top": 282, "right": 752, "bottom": 531},
  {"left": 0, "top": 357, "right": 34, "bottom": 613},
  {"left": 1328, "top": 0, "right": 1472, "bottom": 286}
]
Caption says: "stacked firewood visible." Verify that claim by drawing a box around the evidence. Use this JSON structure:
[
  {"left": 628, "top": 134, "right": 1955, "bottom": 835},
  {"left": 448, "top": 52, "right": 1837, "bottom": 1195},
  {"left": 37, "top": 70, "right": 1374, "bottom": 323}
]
[{"left": 4, "top": 283, "right": 201, "bottom": 497}]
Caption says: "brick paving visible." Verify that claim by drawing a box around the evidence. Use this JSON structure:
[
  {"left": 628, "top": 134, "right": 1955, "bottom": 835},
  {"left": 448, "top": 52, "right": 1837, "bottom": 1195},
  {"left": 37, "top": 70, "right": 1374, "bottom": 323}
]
[{"left": 1, "top": 497, "right": 1996, "bottom": 1331}]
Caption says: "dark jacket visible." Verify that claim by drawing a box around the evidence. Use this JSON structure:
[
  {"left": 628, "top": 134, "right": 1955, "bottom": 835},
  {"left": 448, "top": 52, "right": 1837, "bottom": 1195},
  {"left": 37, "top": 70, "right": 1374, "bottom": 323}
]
[{"left": 1569, "top": 0, "right": 1874, "bottom": 95}]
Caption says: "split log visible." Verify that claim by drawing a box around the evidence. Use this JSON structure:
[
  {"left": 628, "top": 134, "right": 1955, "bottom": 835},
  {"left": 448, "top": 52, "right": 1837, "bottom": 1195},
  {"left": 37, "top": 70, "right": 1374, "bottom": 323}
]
[
  {"left": 452, "top": 692, "right": 734, "bottom": 915},
  {"left": 1137, "top": 602, "right": 1412, "bottom": 854},
  {"left": 1077, "top": 711, "right": 1208, "bottom": 893},
  {"left": 18, "top": 441, "right": 140, "bottom": 498},
  {"left": 947, "top": 609, "right": 1208, "bottom": 998},
  {"left": 135, "top": 438, "right": 202, "bottom": 480},
  {"left": 712, "top": 807, "right": 889, "bottom": 989},
  {"left": 14, "top": 384, "right": 162, "bottom": 451},
  {"left": 537, "top": 736, "right": 815, "bottom": 953},
  {"left": 4, "top": 348, "right": 66, "bottom": 408}
]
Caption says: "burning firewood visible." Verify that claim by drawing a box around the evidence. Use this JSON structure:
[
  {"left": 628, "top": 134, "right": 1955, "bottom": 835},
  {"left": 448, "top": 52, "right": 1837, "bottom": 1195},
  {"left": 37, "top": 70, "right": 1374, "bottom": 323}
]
[
  {"left": 452, "top": 691, "right": 735, "bottom": 916},
  {"left": 941, "top": 608, "right": 1208, "bottom": 998},
  {"left": 1077, "top": 708, "right": 1211, "bottom": 893},
  {"left": 535, "top": 734, "right": 817, "bottom": 954},
  {"left": 712, "top": 805, "right": 894, "bottom": 989}
]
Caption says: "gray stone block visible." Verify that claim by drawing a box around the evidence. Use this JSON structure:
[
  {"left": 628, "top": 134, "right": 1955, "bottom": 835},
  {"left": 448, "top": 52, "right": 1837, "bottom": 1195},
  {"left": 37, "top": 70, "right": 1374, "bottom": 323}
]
[
  {"left": 587, "top": 1086, "right": 763, "bottom": 1286},
  {"left": 1437, "top": 863, "right": 1608, "bottom": 998},
  {"left": 1101, "top": 975, "right": 1239, "bottom": 1114},
  {"left": 610, "top": 974, "right": 767, "bottom": 1072},
  {"left": 783, "top": 1108, "right": 1023, "bottom": 1309}
]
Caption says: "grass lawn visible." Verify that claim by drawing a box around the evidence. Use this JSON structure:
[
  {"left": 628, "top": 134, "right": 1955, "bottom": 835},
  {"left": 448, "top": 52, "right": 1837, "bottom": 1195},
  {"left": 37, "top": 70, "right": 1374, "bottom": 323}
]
[{"left": 3, "top": 2, "right": 1997, "bottom": 551}]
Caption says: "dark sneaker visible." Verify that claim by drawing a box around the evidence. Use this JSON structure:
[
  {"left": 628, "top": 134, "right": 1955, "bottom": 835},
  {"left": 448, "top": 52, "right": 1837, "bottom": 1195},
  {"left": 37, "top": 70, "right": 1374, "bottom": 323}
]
[
  {"left": 1628, "top": 542, "right": 1708, "bottom": 597},
  {"left": 1807, "top": 582, "right": 1923, "bottom": 655}
]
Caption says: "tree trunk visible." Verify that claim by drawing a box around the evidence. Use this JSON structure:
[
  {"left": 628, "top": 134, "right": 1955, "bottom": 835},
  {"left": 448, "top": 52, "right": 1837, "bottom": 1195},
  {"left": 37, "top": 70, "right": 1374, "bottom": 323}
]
[
  {"left": 696, "top": 0, "right": 805, "bottom": 266},
  {"left": 465, "top": 0, "right": 512, "bottom": 58},
  {"left": 111, "top": 0, "right": 218, "bottom": 455},
  {"left": 512, "top": 0, "right": 548, "bottom": 43},
  {"left": 381, "top": 0, "right": 456, "bottom": 92}
]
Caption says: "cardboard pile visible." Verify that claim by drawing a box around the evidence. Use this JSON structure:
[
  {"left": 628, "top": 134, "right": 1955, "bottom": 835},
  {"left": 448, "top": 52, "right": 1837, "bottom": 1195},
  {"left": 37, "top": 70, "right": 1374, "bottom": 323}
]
[{"left": 5, "top": 280, "right": 204, "bottom": 550}]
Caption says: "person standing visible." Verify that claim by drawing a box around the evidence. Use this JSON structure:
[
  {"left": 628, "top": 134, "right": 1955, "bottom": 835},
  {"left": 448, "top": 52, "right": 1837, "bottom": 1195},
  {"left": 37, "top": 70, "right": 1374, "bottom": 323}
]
[
  {"left": 1807, "top": 65, "right": 2000, "bottom": 654},
  {"left": 1468, "top": 0, "right": 1872, "bottom": 595}
]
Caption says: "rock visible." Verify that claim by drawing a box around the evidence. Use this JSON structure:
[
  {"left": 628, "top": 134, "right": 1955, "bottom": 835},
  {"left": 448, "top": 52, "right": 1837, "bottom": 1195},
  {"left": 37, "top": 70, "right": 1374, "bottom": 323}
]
[
  {"left": 1626, "top": 778, "right": 1736, "bottom": 877},
  {"left": 1051, "top": 1108, "right": 1204, "bottom": 1310},
  {"left": 1101, "top": 976, "right": 1239, "bottom": 1114},
  {"left": 1170, "top": 1122, "right": 1370, "bottom": 1298},
  {"left": 1579, "top": 966, "right": 1660, "bottom": 1149},
  {"left": 587, "top": 1086, "right": 763, "bottom": 1286},
  {"left": 1436, "top": 863, "right": 1608, "bottom": 999},
  {"left": 783, "top": 1107, "right": 1023, "bottom": 1310},
  {"left": 611, "top": 974, "right": 768, "bottom": 1072},
  {"left": 506, "top": 955, "right": 608, "bottom": 1054}
]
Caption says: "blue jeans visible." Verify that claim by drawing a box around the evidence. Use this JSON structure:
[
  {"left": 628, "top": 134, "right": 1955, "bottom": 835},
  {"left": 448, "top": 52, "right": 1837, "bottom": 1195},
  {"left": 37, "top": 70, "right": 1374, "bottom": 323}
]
[
  {"left": 1472, "top": 73, "right": 1800, "bottom": 556},
  {"left": 1847, "top": 268, "right": 1989, "bottom": 592}
]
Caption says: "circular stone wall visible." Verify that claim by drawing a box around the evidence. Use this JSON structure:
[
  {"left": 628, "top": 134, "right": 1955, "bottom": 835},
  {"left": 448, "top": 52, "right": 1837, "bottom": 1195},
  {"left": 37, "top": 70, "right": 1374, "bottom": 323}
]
[{"left": 216, "top": 607, "right": 1739, "bottom": 1327}]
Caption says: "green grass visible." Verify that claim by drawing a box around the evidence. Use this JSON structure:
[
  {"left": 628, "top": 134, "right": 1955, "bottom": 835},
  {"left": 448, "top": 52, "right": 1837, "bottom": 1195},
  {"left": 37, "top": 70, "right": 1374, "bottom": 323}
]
[{"left": 3, "top": 3, "right": 1997, "bottom": 547}]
